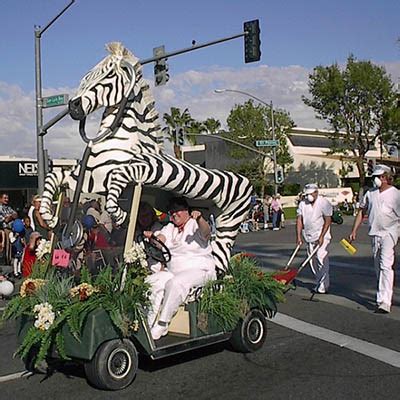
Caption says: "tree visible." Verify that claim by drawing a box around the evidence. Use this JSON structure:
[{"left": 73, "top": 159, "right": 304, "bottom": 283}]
[
  {"left": 163, "top": 107, "right": 194, "bottom": 157},
  {"left": 225, "top": 100, "right": 294, "bottom": 197},
  {"left": 302, "top": 55, "right": 399, "bottom": 190},
  {"left": 203, "top": 118, "right": 221, "bottom": 134}
]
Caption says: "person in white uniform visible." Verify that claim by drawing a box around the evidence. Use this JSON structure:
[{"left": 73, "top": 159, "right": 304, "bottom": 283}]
[
  {"left": 144, "top": 197, "right": 216, "bottom": 340},
  {"left": 350, "top": 164, "right": 400, "bottom": 314},
  {"left": 296, "top": 183, "right": 333, "bottom": 294}
]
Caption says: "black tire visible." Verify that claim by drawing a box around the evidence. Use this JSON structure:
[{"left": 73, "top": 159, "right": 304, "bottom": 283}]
[
  {"left": 84, "top": 339, "right": 138, "bottom": 391},
  {"left": 229, "top": 309, "right": 267, "bottom": 353}
]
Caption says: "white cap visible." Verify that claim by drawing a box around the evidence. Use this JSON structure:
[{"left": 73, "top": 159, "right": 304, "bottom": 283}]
[
  {"left": 372, "top": 164, "right": 392, "bottom": 176},
  {"left": 303, "top": 183, "right": 319, "bottom": 195}
]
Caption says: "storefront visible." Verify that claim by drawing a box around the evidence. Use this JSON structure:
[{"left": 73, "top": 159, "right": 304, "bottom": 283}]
[{"left": 0, "top": 157, "right": 77, "bottom": 215}]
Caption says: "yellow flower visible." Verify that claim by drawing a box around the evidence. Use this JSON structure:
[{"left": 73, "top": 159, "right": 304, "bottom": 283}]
[
  {"left": 20, "top": 279, "right": 47, "bottom": 297},
  {"left": 70, "top": 283, "right": 99, "bottom": 301}
]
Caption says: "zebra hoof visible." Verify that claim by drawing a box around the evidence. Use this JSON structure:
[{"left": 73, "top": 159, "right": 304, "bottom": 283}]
[
  {"left": 115, "top": 211, "right": 127, "bottom": 226},
  {"left": 48, "top": 217, "right": 59, "bottom": 229}
]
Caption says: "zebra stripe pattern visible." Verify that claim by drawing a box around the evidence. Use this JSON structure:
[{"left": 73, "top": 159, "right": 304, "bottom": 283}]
[{"left": 40, "top": 42, "right": 253, "bottom": 272}]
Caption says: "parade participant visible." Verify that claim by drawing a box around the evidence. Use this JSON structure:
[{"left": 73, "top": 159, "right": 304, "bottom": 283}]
[
  {"left": 144, "top": 197, "right": 216, "bottom": 340},
  {"left": 349, "top": 165, "right": 400, "bottom": 314},
  {"left": 296, "top": 183, "right": 333, "bottom": 294}
]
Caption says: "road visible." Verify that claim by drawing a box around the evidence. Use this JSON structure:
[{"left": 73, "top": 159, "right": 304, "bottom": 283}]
[{"left": 0, "top": 215, "right": 399, "bottom": 399}]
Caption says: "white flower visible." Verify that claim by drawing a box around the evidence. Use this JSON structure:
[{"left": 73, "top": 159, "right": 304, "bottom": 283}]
[
  {"left": 124, "top": 242, "right": 147, "bottom": 267},
  {"left": 35, "top": 239, "right": 52, "bottom": 259},
  {"left": 33, "top": 302, "right": 55, "bottom": 331}
]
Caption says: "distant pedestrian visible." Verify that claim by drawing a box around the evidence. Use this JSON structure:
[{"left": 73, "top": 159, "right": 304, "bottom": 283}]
[
  {"left": 263, "top": 195, "right": 271, "bottom": 230},
  {"left": 296, "top": 183, "right": 333, "bottom": 294},
  {"left": 0, "top": 193, "right": 18, "bottom": 265},
  {"left": 349, "top": 165, "right": 400, "bottom": 314},
  {"left": 271, "top": 194, "right": 282, "bottom": 231}
]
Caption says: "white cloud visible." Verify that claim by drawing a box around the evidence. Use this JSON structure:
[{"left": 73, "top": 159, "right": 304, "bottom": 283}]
[{"left": 1, "top": 61, "right": 399, "bottom": 159}]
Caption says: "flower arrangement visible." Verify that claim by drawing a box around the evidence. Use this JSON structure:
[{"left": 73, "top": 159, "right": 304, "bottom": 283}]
[
  {"left": 124, "top": 242, "right": 147, "bottom": 268},
  {"left": 2, "top": 246, "right": 150, "bottom": 367},
  {"left": 199, "top": 253, "right": 286, "bottom": 331},
  {"left": 35, "top": 239, "right": 52, "bottom": 260}
]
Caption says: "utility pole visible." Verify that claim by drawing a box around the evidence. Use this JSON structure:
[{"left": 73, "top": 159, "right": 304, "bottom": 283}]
[{"left": 34, "top": 0, "right": 75, "bottom": 193}]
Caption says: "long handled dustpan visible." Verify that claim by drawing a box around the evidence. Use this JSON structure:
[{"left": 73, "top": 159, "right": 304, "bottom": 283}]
[{"left": 273, "top": 244, "right": 320, "bottom": 286}]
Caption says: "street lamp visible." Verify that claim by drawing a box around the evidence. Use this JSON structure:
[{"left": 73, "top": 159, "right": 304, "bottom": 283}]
[
  {"left": 214, "top": 88, "right": 278, "bottom": 195},
  {"left": 35, "top": 0, "right": 75, "bottom": 194}
]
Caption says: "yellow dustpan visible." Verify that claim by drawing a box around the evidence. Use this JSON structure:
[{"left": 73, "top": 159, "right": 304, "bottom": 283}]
[{"left": 340, "top": 238, "right": 357, "bottom": 255}]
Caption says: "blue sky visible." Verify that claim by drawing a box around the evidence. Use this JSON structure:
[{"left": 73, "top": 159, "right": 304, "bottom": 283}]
[{"left": 1, "top": 0, "right": 399, "bottom": 158}]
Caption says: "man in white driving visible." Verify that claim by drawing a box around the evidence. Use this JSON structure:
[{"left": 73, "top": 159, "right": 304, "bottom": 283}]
[
  {"left": 144, "top": 197, "right": 216, "bottom": 340},
  {"left": 296, "top": 183, "right": 333, "bottom": 294}
]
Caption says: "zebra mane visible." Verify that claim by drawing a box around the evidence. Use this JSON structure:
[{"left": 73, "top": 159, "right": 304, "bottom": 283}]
[{"left": 104, "top": 42, "right": 162, "bottom": 145}]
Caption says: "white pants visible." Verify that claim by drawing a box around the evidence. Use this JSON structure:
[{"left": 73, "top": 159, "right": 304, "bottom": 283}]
[
  {"left": 146, "top": 268, "right": 216, "bottom": 327},
  {"left": 307, "top": 239, "right": 330, "bottom": 293},
  {"left": 372, "top": 234, "right": 396, "bottom": 308}
]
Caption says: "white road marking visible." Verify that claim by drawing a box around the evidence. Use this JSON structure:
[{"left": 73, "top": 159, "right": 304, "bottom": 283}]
[
  {"left": 0, "top": 371, "right": 32, "bottom": 383},
  {"left": 272, "top": 313, "right": 400, "bottom": 368}
]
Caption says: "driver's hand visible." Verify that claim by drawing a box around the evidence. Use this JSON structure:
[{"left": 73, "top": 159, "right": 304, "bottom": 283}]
[
  {"left": 143, "top": 230, "right": 154, "bottom": 239},
  {"left": 191, "top": 210, "right": 202, "bottom": 220}
]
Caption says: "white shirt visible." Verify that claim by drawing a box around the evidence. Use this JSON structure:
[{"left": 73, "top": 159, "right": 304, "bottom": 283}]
[
  {"left": 155, "top": 218, "right": 215, "bottom": 274},
  {"left": 297, "top": 196, "right": 333, "bottom": 242},
  {"left": 360, "top": 186, "right": 400, "bottom": 240}
]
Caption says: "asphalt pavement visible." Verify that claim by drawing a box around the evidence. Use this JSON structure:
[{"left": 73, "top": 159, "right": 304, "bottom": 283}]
[{"left": 1, "top": 215, "right": 399, "bottom": 399}]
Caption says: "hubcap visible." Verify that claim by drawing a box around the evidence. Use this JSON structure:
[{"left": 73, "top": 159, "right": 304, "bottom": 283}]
[
  {"left": 107, "top": 348, "right": 132, "bottom": 380},
  {"left": 246, "top": 317, "right": 264, "bottom": 344}
]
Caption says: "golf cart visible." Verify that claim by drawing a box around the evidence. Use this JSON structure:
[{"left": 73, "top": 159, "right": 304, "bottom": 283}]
[{"left": 7, "top": 184, "right": 284, "bottom": 391}]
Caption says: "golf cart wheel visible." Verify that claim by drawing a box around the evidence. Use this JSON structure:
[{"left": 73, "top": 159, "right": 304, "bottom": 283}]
[
  {"left": 229, "top": 309, "right": 267, "bottom": 353},
  {"left": 84, "top": 339, "right": 138, "bottom": 391}
]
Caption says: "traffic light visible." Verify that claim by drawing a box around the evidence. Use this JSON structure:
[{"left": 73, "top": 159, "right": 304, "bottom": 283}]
[
  {"left": 153, "top": 45, "right": 170, "bottom": 87},
  {"left": 367, "top": 159, "right": 375, "bottom": 176},
  {"left": 175, "top": 126, "right": 185, "bottom": 146},
  {"left": 275, "top": 165, "right": 284, "bottom": 184},
  {"left": 43, "top": 149, "right": 53, "bottom": 175},
  {"left": 244, "top": 20, "right": 261, "bottom": 63},
  {"left": 154, "top": 58, "right": 169, "bottom": 86}
]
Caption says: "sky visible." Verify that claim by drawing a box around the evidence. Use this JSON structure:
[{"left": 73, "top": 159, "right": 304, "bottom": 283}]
[{"left": 1, "top": 0, "right": 399, "bottom": 159}]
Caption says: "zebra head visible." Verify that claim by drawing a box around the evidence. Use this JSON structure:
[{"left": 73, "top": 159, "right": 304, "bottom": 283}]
[{"left": 69, "top": 42, "right": 138, "bottom": 121}]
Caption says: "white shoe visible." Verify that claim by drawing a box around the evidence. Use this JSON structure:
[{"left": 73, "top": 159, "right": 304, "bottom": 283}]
[
  {"left": 151, "top": 323, "right": 168, "bottom": 340},
  {"left": 273, "top": 227, "right": 280, "bottom": 231}
]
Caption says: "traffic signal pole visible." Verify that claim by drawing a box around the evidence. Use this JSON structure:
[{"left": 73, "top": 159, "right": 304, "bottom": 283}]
[{"left": 34, "top": 0, "right": 75, "bottom": 193}]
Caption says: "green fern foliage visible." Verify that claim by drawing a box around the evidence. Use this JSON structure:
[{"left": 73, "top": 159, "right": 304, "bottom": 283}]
[{"left": 199, "top": 254, "right": 286, "bottom": 331}]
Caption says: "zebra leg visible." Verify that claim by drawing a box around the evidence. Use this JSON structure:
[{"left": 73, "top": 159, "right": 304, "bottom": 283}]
[
  {"left": 105, "top": 162, "right": 150, "bottom": 225},
  {"left": 40, "top": 170, "right": 74, "bottom": 228}
]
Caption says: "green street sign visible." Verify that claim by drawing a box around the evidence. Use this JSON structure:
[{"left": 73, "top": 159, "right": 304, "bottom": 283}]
[
  {"left": 42, "top": 94, "right": 69, "bottom": 108},
  {"left": 255, "top": 139, "right": 280, "bottom": 147}
]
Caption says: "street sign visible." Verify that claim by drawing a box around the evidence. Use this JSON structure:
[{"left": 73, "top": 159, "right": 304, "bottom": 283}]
[
  {"left": 255, "top": 139, "right": 280, "bottom": 147},
  {"left": 42, "top": 94, "right": 69, "bottom": 108}
]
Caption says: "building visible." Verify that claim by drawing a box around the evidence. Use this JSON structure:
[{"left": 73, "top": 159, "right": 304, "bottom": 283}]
[
  {"left": 183, "top": 127, "right": 397, "bottom": 190},
  {"left": 0, "top": 156, "right": 77, "bottom": 213}
]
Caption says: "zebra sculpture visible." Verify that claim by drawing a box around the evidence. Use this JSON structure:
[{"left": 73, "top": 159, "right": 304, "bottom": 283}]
[{"left": 40, "top": 42, "right": 253, "bottom": 272}]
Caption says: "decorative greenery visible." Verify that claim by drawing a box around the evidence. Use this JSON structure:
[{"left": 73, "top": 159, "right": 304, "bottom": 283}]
[
  {"left": 2, "top": 246, "right": 150, "bottom": 367},
  {"left": 199, "top": 254, "right": 286, "bottom": 331}
]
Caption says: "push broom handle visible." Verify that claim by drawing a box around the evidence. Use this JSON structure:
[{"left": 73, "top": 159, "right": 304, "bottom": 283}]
[
  {"left": 285, "top": 244, "right": 301, "bottom": 268},
  {"left": 297, "top": 244, "right": 321, "bottom": 274}
]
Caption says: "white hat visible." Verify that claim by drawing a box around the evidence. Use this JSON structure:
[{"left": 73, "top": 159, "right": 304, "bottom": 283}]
[
  {"left": 372, "top": 164, "right": 392, "bottom": 176},
  {"left": 303, "top": 183, "right": 319, "bottom": 195}
]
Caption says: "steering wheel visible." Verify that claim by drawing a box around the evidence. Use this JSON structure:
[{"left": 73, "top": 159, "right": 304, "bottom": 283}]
[{"left": 137, "top": 234, "right": 171, "bottom": 264}]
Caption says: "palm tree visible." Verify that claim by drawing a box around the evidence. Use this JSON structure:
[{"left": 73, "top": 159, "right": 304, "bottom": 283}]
[
  {"left": 203, "top": 118, "right": 221, "bottom": 135},
  {"left": 185, "top": 121, "right": 206, "bottom": 145},
  {"left": 163, "top": 107, "right": 194, "bottom": 157}
]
